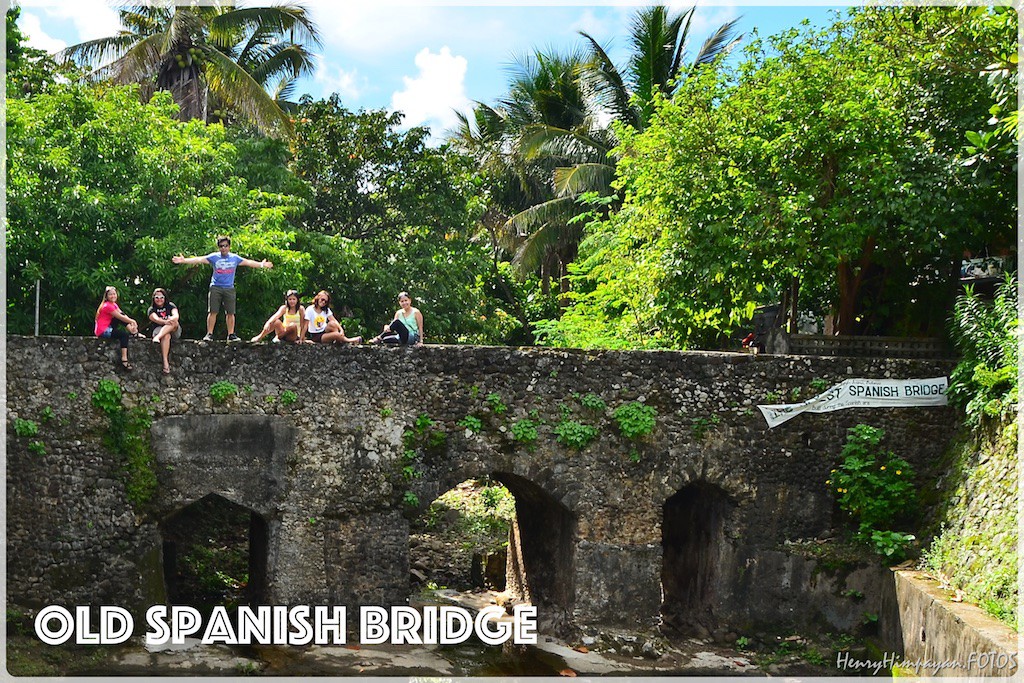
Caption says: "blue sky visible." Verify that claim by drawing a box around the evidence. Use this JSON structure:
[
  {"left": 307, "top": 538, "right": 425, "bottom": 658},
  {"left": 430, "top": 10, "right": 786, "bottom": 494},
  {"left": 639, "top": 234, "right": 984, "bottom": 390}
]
[{"left": 16, "top": 1, "right": 846, "bottom": 138}]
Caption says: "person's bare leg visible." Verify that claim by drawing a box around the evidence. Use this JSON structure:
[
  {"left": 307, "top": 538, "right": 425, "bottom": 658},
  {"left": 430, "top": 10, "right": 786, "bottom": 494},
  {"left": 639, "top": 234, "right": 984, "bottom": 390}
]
[
  {"left": 160, "top": 334, "right": 171, "bottom": 371},
  {"left": 251, "top": 322, "right": 272, "bottom": 343},
  {"left": 206, "top": 312, "right": 217, "bottom": 335},
  {"left": 323, "top": 328, "right": 361, "bottom": 344},
  {"left": 226, "top": 313, "right": 236, "bottom": 335}
]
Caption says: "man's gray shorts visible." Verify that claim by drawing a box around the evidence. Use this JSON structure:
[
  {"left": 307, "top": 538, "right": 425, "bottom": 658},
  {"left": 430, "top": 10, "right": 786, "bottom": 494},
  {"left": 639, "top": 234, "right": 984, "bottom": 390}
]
[{"left": 208, "top": 286, "right": 237, "bottom": 315}]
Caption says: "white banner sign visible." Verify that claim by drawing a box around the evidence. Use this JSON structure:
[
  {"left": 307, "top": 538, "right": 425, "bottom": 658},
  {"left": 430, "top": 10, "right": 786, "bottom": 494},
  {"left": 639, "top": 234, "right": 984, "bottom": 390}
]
[{"left": 758, "top": 377, "right": 948, "bottom": 428}]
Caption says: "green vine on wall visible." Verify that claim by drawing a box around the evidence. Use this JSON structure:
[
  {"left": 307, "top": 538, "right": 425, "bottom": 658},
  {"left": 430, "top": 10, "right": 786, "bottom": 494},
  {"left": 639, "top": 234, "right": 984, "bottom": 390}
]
[
  {"left": 613, "top": 402, "right": 656, "bottom": 439},
  {"left": 209, "top": 381, "right": 239, "bottom": 404},
  {"left": 396, "top": 413, "right": 449, "bottom": 510},
  {"left": 91, "top": 379, "right": 158, "bottom": 511}
]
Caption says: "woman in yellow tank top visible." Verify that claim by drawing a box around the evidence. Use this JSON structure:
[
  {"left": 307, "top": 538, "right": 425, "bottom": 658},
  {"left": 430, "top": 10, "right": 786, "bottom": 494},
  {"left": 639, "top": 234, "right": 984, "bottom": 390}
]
[{"left": 250, "top": 289, "right": 306, "bottom": 343}]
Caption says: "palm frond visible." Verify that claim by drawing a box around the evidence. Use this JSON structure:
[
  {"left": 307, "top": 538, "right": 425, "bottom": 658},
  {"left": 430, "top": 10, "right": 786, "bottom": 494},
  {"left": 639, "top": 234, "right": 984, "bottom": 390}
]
[
  {"left": 666, "top": 8, "right": 692, "bottom": 88},
  {"left": 519, "top": 123, "right": 609, "bottom": 163},
  {"left": 165, "top": 7, "right": 205, "bottom": 53},
  {"left": 579, "top": 31, "right": 638, "bottom": 129},
  {"left": 97, "top": 33, "right": 166, "bottom": 84},
  {"left": 553, "top": 163, "right": 615, "bottom": 197},
  {"left": 271, "top": 75, "right": 300, "bottom": 112},
  {"left": 244, "top": 42, "right": 317, "bottom": 86},
  {"left": 202, "top": 48, "right": 292, "bottom": 137},
  {"left": 506, "top": 195, "right": 577, "bottom": 240},
  {"left": 59, "top": 34, "right": 143, "bottom": 67},
  {"left": 118, "top": 4, "right": 173, "bottom": 35},
  {"left": 690, "top": 17, "right": 742, "bottom": 69},
  {"left": 509, "top": 198, "right": 584, "bottom": 273},
  {"left": 209, "top": 5, "right": 322, "bottom": 50}
]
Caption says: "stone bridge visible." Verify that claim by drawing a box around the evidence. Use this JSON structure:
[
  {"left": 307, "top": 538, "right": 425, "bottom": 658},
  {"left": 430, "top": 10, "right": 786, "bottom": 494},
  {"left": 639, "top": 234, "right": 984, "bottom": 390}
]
[{"left": 6, "top": 336, "right": 957, "bottom": 636}]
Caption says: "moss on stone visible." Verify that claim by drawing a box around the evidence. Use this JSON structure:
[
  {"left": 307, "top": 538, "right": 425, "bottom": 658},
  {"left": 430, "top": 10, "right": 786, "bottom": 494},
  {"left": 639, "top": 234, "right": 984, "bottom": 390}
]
[{"left": 921, "top": 418, "right": 1017, "bottom": 629}]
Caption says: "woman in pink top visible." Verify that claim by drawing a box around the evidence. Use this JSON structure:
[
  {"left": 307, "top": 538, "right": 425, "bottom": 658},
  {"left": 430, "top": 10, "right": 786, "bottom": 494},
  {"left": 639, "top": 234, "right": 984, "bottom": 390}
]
[{"left": 94, "top": 286, "right": 141, "bottom": 371}]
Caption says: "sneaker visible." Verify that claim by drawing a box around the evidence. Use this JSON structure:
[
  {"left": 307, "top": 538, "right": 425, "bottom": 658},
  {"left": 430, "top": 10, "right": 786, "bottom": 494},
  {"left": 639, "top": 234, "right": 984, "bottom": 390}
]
[
  {"left": 271, "top": 336, "right": 281, "bottom": 343},
  {"left": 226, "top": 334, "right": 242, "bottom": 343},
  {"left": 202, "top": 333, "right": 215, "bottom": 342}
]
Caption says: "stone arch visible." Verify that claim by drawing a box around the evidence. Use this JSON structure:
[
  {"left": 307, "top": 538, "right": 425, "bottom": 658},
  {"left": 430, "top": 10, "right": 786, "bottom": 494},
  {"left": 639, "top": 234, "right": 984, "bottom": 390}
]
[
  {"left": 159, "top": 493, "right": 269, "bottom": 611},
  {"left": 493, "top": 471, "right": 576, "bottom": 629},
  {"left": 149, "top": 415, "right": 294, "bottom": 521},
  {"left": 660, "top": 482, "right": 737, "bottom": 633}
]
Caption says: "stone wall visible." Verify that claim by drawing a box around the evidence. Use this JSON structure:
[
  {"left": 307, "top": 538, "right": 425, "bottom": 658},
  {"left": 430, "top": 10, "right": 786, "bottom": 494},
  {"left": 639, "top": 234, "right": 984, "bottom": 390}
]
[
  {"left": 6, "top": 335, "right": 958, "bottom": 635},
  {"left": 881, "top": 570, "right": 1018, "bottom": 677},
  {"left": 919, "top": 417, "right": 1017, "bottom": 628}
]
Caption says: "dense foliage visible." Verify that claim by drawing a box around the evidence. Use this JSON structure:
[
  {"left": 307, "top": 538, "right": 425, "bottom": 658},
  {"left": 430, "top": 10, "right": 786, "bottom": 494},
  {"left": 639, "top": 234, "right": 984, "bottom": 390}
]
[
  {"left": 947, "top": 275, "right": 1018, "bottom": 425},
  {"left": 6, "top": 6, "right": 1016, "bottom": 350},
  {"left": 539, "top": 7, "right": 1016, "bottom": 349}
]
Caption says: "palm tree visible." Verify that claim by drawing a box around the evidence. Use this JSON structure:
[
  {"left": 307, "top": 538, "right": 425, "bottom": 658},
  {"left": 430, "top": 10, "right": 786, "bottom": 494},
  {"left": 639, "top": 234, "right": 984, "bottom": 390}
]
[
  {"left": 581, "top": 5, "right": 742, "bottom": 133},
  {"left": 59, "top": 1, "right": 320, "bottom": 137},
  {"left": 458, "top": 6, "right": 741, "bottom": 294},
  {"left": 452, "top": 49, "right": 607, "bottom": 294}
]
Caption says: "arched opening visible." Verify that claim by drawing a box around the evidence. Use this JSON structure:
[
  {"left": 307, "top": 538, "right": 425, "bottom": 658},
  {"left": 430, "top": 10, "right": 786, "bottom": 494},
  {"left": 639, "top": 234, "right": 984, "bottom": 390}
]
[
  {"left": 408, "top": 472, "right": 576, "bottom": 630},
  {"left": 409, "top": 478, "right": 515, "bottom": 592},
  {"left": 661, "top": 483, "right": 733, "bottom": 633},
  {"left": 160, "top": 494, "right": 268, "bottom": 616},
  {"left": 495, "top": 472, "right": 576, "bottom": 628}
]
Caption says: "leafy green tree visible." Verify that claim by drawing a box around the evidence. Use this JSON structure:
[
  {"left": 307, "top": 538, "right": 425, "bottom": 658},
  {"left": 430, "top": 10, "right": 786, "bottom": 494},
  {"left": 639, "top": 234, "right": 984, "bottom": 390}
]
[
  {"left": 287, "top": 96, "right": 508, "bottom": 343},
  {"left": 6, "top": 6, "right": 78, "bottom": 98},
  {"left": 7, "top": 84, "right": 308, "bottom": 336},
  {"left": 59, "top": 1, "right": 320, "bottom": 136},
  {"left": 545, "top": 7, "right": 1014, "bottom": 349}
]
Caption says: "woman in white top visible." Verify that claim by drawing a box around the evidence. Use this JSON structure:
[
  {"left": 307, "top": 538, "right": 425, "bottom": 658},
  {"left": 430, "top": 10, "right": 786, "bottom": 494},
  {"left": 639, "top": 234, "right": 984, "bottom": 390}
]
[{"left": 301, "top": 290, "right": 361, "bottom": 344}]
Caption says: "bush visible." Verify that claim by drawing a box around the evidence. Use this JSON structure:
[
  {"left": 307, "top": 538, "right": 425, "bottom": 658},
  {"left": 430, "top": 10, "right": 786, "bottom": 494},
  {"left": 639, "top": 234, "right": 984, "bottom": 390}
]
[
  {"left": 209, "top": 381, "right": 239, "bottom": 404},
  {"left": 458, "top": 415, "right": 483, "bottom": 433},
  {"left": 948, "top": 275, "right": 1018, "bottom": 425},
  {"left": 13, "top": 418, "right": 38, "bottom": 438},
  {"left": 579, "top": 393, "right": 607, "bottom": 412},
  {"left": 554, "top": 420, "right": 598, "bottom": 450},
  {"left": 510, "top": 418, "right": 538, "bottom": 444},
  {"left": 828, "top": 424, "right": 916, "bottom": 560}
]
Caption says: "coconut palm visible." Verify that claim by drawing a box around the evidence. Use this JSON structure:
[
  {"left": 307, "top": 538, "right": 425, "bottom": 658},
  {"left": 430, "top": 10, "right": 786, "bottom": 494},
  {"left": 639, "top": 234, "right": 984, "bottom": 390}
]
[
  {"left": 452, "top": 49, "right": 608, "bottom": 293},
  {"left": 59, "top": 1, "right": 320, "bottom": 137},
  {"left": 452, "top": 6, "right": 742, "bottom": 296},
  {"left": 581, "top": 5, "right": 742, "bottom": 133}
]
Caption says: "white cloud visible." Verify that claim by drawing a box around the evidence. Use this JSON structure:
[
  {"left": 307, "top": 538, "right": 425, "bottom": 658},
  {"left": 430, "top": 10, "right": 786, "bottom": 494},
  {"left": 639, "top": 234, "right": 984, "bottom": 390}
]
[
  {"left": 19, "top": 11, "right": 66, "bottom": 53},
  {"left": 390, "top": 47, "right": 471, "bottom": 136},
  {"left": 307, "top": 2, "right": 445, "bottom": 57},
  {"left": 22, "top": 0, "right": 121, "bottom": 43},
  {"left": 569, "top": 9, "right": 612, "bottom": 40},
  {"left": 681, "top": 3, "right": 741, "bottom": 39},
  {"left": 313, "top": 57, "right": 364, "bottom": 101}
]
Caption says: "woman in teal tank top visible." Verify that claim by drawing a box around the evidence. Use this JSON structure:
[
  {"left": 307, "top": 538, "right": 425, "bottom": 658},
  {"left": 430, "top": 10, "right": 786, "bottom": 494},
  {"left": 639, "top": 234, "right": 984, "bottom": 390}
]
[{"left": 370, "top": 291, "right": 424, "bottom": 345}]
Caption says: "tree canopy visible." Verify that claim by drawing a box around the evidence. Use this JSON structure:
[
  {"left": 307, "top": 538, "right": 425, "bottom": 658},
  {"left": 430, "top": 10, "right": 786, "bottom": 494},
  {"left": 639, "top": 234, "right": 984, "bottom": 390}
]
[{"left": 539, "top": 7, "right": 1016, "bottom": 349}]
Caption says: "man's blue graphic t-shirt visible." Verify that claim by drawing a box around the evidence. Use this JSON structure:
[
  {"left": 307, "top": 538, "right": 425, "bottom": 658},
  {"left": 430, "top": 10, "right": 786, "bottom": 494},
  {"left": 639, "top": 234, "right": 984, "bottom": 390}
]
[{"left": 205, "top": 253, "right": 244, "bottom": 288}]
